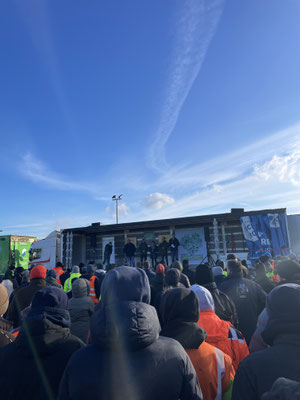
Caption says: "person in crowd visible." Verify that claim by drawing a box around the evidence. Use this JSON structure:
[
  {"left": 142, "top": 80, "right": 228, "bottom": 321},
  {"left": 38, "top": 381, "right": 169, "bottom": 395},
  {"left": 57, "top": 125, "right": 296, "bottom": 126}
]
[
  {"left": 46, "top": 269, "right": 63, "bottom": 289},
  {"left": 164, "top": 268, "right": 183, "bottom": 289},
  {"left": 261, "top": 377, "right": 300, "bottom": 400},
  {"left": 195, "top": 263, "right": 238, "bottom": 327},
  {"left": 169, "top": 233, "right": 180, "bottom": 262},
  {"left": 78, "top": 263, "right": 85, "bottom": 274},
  {"left": 276, "top": 259, "right": 300, "bottom": 285},
  {"left": 248, "top": 308, "right": 269, "bottom": 353},
  {"left": 103, "top": 241, "right": 113, "bottom": 266},
  {"left": 0, "top": 283, "right": 15, "bottom": 347},
  {"left": 64, "top": 265, "right": 81, "bottom": 296},
  {"left": 158, "top": 237, "right": 169, "bottom": 267},
  {"left": 20, "top": 270, "right": 30, "bottom": 288},
  {"left": 0, "top": 286, "right": 84, "bottom": 400},
  {"left": 94, "top": 263, "right": 106, "bottom": 295},
  {"left": 123, "top": 239, "right": 136, "bottom": 267},
  {"left": 227, "top": 254, "right": 237, "bottom": 261},
  {"left": 220, "top": 259, "right": 266, "bottom": 344},
  {"left": 232, "top": 284, "right": 300, "bottom": 399},
  {"left": 160, "top": 287, "right": 234, "bottom": 400},
  {"left": 58, "top": 266, "right": 203, "bottom": 400},
  {"left": 150, "top": 264, "right": 165, "bottom": 312},
  {"left": 182, "top": 259, "right": 195, "bottom": 285},
  {"left": 14, "top": 266, "right": 25, "bottom": 287},
  {"left": 4, "top": 263, "right": 15, "bottom": 282},
  {"left": 139, "top": 239, "right": 149, "bottom": 263},
  {"left": 60, "top": 265, "right": 71, "bottom": 287},
  {"left": 53, "top": 261, "right": 65, "bottom": 284},
  {"left": 149, "top": 240, "right": 158, "bottom": 269},
  {"left": 221, "top": 260, "right": 266, "bottom": 344},
  {"left": 216, "top": 259, "right": 227, "bottom": 276},
  {"left": 143, "top": 260, "right": 156, "bottom": 282},
  {"left": 1, "top": 279, "right": 13, "bottom": 298},
  {"left": 172, "top": 260, "right": 190, "bottom": 288},
  {"left": 68, "top": 278, "right": 94, "bottom": 343},
  {"left": 190, "top": 284, "right": 249, "bottom": 372},
  {"left": 82, "top": 264, "right": 100, "bottom": 304},
  {"left": 254, "top": 261, "right": 275, "bottom": 293},
  {"left": 6, "top": 264, "right": 47, "bottom": 328},
  {"left": 212, "top": 266, "right": 226, "bottom": 288}
]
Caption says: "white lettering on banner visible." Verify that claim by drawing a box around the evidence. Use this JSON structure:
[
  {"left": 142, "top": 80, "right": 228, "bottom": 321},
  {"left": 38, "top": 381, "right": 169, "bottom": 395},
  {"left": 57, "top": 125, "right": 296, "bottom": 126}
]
[
  {"left": 268, "top": 213, "right": 280, "bottom": 228},
  {"left": 241, "top": 217, "right": 259, "bottom": 242}
]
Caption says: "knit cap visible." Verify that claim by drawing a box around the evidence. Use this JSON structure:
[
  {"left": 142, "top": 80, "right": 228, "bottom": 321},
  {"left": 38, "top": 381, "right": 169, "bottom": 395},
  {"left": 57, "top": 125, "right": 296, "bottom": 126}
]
[
  {"left": 190, "top": 284, "right": 215, "bottom": 312},
  {"left": 155, "top": 264, "right": 165, "bottom": 275},
  {"left": 30, "top": 265, "right": 47, "bottom": 280},
  {"left": 0, "top": 284, "right": 9, "bottom": 316}
]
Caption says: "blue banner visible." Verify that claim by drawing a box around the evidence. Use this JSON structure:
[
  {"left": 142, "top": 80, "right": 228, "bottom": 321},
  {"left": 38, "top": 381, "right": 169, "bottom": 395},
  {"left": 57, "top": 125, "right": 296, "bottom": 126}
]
[{"left": 240, "top": 213, "right": 290, "bottom": 263}]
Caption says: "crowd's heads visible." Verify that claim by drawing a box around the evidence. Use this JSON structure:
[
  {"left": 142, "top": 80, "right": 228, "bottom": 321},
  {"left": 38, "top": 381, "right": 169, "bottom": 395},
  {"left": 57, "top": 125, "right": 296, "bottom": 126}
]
[
  {"left": 182, "top": 259, "right": 189, "bottom": 269},
  {"left": 262, "top": 283, "right": 300, "bottom": 345},
  {"left": 195, "top": 264, "right": 214, "bottom": 286},
  {"left": 216, "top": 259, "right": 225, "bottom": 270},
  {"left": 160, "top": 287, "right": 200, "bottom": 326},
  {"left": 212, "top": 266, "right": 224, "bottom": 278},
  {"left": 227, "top": 253, "right": 237, "bottom": 261},
  {"left": 56, "top": 262, "right": 63, "bottom": 269},
  {"left": 101, "top": 266, "right": 151, "bottom": 306},
  {"left": 0, "top": 284, "right": 9, "bottom": 317},
  {"left": 276, "top": 260, "right": 300, "bottom": 281},
  {"left": 190, "top": 285, "right": 215, "bottom": 312},
  {"left": 155, "top": 264, "right": 165, "bottom": 275},
  {"left": 46, "top": 269, "right": 57, "bottom": 279},
  {"left": 96, "top": 263, "right": 104, "bottom": 271},
  {"left": 87, "top": 264, "right": 96, "bottom": 274},
  {"left": 165, "top": 268, "right": 181, "bottom": 287},
  {"left": 72, "top": 265, "right": 80, "bottom": 274},
  {"left": 72, "top": 278, "right": 90, "bottom": 298},
  {"left": 227, "top": 260, "right": 243, "bottom": 275},
  {"left": 143, "top": 261, "right": 151, "bottom": 270},
  {"left": 30, "top": 265, "right": 47, "bottom": 280},
  {"left": 21, "top": 270, "right": 30, "bottom": 285},
  {"left": 171, "top": 261, "right": 183, "bottom": 272},
  {"left": 27, "top": 286, "right": 71, "bottom": 328}
]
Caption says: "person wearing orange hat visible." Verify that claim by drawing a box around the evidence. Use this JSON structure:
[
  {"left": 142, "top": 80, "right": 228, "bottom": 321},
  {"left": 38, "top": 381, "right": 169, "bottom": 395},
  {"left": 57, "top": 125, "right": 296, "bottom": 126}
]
[{"left": 6, "top": 265, "right": 47, "bottom": 328}]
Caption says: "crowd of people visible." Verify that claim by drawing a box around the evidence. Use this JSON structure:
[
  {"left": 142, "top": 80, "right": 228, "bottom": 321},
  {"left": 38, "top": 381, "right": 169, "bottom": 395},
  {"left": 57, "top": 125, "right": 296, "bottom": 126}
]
[{"left": 0, "top": 252, "right": 300, "bottom": 399}]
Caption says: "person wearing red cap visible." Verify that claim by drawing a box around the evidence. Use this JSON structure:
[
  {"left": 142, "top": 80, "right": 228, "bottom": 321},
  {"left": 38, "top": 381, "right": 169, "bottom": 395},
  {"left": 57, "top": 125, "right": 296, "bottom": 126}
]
[
  {"left": 6, "top": 265, "right": 47, "bottom": 328},
  {"left": 150, "top": 264, "right": 166, "bottom": 314}
]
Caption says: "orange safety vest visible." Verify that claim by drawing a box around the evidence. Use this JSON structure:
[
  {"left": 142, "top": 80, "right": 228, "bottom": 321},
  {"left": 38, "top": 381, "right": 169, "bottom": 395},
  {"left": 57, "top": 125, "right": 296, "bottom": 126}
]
[
  {"left": 198, "top": 311, "right": 249, "bottom": 372},
  {"left": 186, "top": 342, "right": 234, "bottom": 400},
  {"left": 53, "top": 267, "right": 64, "bottom": 284},
  {"left": 89, "top": 275, "right": 99, "bottom": 303}
]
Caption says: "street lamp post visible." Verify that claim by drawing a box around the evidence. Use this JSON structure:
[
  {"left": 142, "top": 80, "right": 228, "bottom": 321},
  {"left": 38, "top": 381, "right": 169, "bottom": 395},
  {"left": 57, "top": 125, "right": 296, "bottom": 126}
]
[{"left": 112, "top": 194, "right": 122, "bottom": 224}]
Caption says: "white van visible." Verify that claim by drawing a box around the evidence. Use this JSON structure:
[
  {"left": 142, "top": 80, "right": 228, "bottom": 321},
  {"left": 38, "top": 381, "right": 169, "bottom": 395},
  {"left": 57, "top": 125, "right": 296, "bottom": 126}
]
[{"left": 29, "top": 231, "right": 61, "bottom": 270}]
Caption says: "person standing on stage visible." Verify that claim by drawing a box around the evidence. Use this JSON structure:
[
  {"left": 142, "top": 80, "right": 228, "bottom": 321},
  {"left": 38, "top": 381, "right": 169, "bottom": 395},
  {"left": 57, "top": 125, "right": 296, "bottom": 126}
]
[
  {"left": 169, "top": 233, "right": 180, "bottom": 262},
  {"left": 123, "top": 239, "right": 136, "bottom": 267},
  {"left": 159, "top": 237, "right": 169, "bottom": 267},
  {"left": 103, "top": 241, "right": 113, "bottom": 266},
  {"left": 139, "top": 239, "right": 149, "bottom": 263},
  {"left": 150, "top": 240, "right": 158, "bottom": 269}
]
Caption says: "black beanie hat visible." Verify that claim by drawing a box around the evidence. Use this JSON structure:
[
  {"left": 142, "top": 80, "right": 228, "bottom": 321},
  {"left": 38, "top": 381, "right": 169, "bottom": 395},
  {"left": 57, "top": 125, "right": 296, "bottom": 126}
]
[
  {"left": 195, "top": 264, "right": 214, "bottom": 285},
  {"left": 276, "top": 260, "right": 300, "bottom": 280}
]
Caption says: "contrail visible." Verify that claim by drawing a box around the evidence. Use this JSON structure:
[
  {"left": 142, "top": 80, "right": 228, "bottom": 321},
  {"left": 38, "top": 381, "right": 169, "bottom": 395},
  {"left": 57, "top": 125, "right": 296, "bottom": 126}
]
[{"left": 148, "top": 0, "right": 226, "bottom": 172}]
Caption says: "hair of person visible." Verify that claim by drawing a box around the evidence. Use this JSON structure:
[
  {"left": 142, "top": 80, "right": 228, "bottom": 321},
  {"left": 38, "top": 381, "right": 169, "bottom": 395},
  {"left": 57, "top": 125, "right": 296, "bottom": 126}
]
[
  {"left": 216, "top": 259, "right": 225, "bottom": 269},
  {"left": 56, "top": 262, "right": 63, "bottom": 268},
  {"left": 171, "top": 261, "right": 183, "bottom": 271},
  {"left": 241, "top": 259, "right": 248, "bottom": 268},
  {"left": 227, "top": 260, "right": 243, "bottom": 274},
  {"left": 143, "top": 261, "right": 151, "bottom": 270},
  {"left": 182, "top": 259, "right": 189, "bottom": 268},
  {"left": 227, "top": 253, "right": 237, "bottom": 260}
]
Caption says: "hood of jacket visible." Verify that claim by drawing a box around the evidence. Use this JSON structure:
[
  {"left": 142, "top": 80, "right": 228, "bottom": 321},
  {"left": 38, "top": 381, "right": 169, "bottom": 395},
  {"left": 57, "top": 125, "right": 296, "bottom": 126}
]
[
  {"left": 262, "top": 283, "right": 300, "bottom": 345},
  {"left": 90, "top": 266, "right": 159, "bottom": 351},
  {"left": 71, "top": 278, "right": 90, "bottom": 298},
  {"left": 160, "top": 287, "right": 206, "bottom": 349},
  {"left": 16, "top": 318, "right": 71, "bottom": 357}
]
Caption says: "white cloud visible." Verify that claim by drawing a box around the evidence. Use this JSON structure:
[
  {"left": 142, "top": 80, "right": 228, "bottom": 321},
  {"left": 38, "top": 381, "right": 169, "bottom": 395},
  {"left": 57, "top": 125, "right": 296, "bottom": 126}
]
[
  {"left": 148, "top": 0, "right": 225, "bottom": 171},
  {"left": 144, "top": 192, "right": 175, "bottom": 209},
  {"left": 106, "top": 202, "right": 130, "bottom": 218}
]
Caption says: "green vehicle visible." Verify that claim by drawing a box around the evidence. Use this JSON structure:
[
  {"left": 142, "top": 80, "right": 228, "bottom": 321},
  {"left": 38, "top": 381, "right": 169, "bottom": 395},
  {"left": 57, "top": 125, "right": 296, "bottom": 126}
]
[{"left": 0, "top": 235, "right": 37, "bottom": 276}]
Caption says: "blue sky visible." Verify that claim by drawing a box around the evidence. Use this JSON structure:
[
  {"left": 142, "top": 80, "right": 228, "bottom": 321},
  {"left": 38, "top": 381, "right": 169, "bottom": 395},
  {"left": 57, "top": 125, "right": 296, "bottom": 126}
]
[{"left": 1, "top": 0, "right": 300, "bottom": 238}]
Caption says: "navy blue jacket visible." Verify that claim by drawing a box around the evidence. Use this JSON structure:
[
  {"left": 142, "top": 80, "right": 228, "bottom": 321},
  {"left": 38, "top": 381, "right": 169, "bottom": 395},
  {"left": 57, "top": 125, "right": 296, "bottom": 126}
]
[
  {"left": 232, "top": 284, "right": 300, "bottom": 399},
  {"left": 58, "top": 267, "right": 202, "bottom": 400},
  {"left": 220, "top": 273, "right": 266, "bottom": 343}
]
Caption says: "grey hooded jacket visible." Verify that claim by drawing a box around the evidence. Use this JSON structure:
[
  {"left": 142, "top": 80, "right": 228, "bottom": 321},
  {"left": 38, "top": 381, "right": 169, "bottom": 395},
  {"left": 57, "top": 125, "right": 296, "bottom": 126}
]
[{"left": 68, "top": 278, "right": 94, "bottom": 342}]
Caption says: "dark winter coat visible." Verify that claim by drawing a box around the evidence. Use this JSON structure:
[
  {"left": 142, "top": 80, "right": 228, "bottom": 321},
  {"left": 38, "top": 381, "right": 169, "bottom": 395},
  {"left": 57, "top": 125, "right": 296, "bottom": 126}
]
[
  {"left": 220, "top": 273, "right": 266, "bottom": 343},
  {"left": 169, "top": 237, "right": 180, "bottom": 249},
  {"left": 150, "top": 244, "right": 158, "bottom": 258},
  {"left": 60, "top": 270, "right": 70, "bottom": 287},
  {"left": 254, "top": 273, "right": 275, "bottom": 294},
  {"left": 123, "top": 242, "right": 136, "bottom": 257},
  {"left": 68, "top": 279, "right": 94, "bottom": 343},
  {"left": 183, "top": 267, "right": 195, "bottom": 285},
  {"left": 180, "top": 272, "right": 191, "bottom": 288},
  {"left": 158, "top": 240, "right": 169, "bottom": 254},
  {"left": 139, "top": 242, "right": 149, "bottom": 255},
  {"left": 6, "top": 278, "right": 46, "bottom": 328},
  {"left": 58, "top": 266, "right": 202, "bottom": 400},
  {"left": 104, "top": 243, "right": 113, "bottom": 255},
  {"left": 0, "top": 318, "right": 84, "bottom": 400},
  {"left": 46, "top": 275, "right": 63, "bottom": 289},
  {"left": 232, "top": 284, "right": 300, "bottom": 399},
  {"left": 203, "top": 282, "right": 238, "bottom": 328}
]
